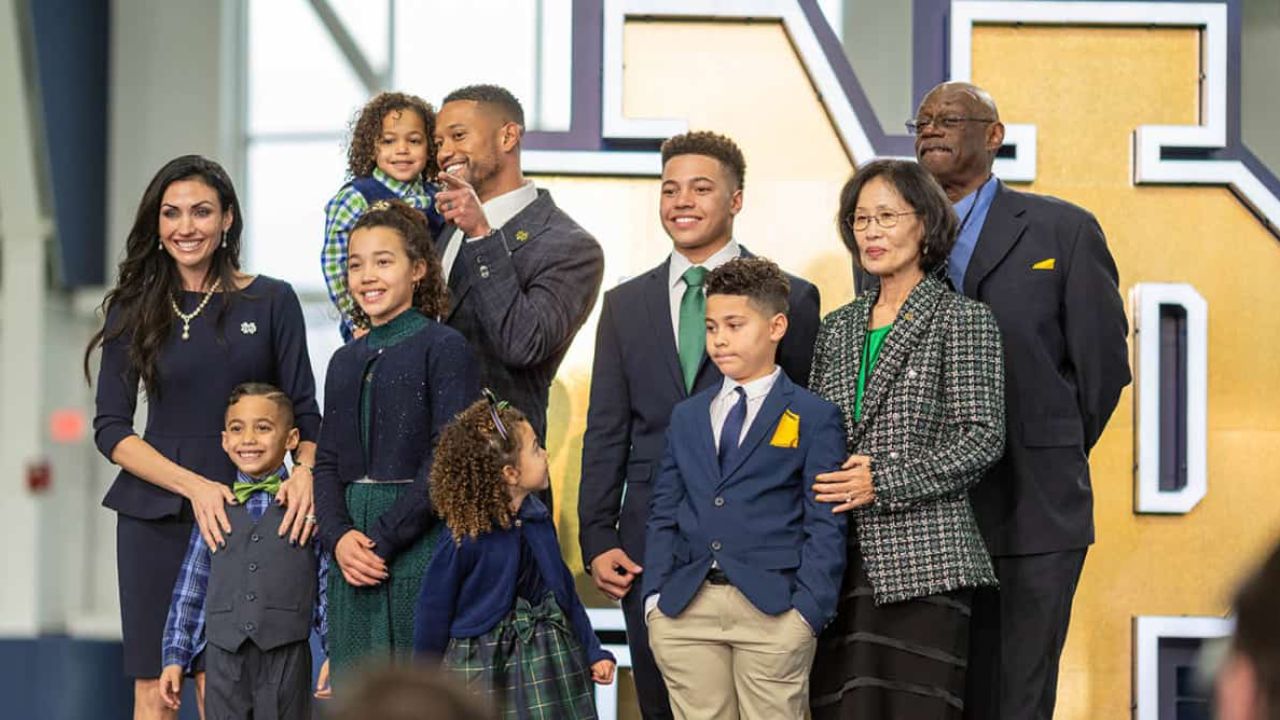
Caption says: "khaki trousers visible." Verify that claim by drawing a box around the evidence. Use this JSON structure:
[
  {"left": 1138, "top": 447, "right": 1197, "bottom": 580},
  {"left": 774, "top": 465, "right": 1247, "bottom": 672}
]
[{"left": 648, "top": 582, "right": 817, "bottom": 720}]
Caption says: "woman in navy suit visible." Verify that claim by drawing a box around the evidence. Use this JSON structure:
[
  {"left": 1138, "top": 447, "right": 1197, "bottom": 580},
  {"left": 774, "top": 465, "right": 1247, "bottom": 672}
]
[
  {"left": 85, "top": 155, "right": 321, "bottom": 718},
  {"left": 807, "top": 160, "right": 1006, "bottom": 719}
]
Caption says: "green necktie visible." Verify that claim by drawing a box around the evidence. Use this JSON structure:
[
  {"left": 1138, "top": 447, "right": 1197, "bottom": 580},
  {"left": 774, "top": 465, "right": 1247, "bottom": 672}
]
[
  {"left": 678, "top": 266, "right": 708, "bottom": 392},
  {"left": 233, "top": 474, "right": 282, "bottom": 504}
]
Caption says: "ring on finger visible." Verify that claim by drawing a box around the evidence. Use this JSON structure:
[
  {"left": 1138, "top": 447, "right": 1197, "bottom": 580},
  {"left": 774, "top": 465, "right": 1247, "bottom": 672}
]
[
  {"left": 304, "top": 514, "right": 318, "bottom": 524},
  {"left": 844, "top": 492, "right": 853, "bottom": 503}
]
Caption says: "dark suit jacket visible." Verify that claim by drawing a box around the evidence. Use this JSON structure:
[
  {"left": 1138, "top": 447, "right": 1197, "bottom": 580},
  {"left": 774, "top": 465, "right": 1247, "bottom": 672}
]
[
  {"left": 577, "top": 249, "right": 821, "bottom": 571},
  {"left": 641, "top": 373, "right": 848, "bottom": 631},
  {"left": 811, "top": 276, "right": 1003, "bottom": 604},
  {"left": 858, "top": 182, "right": 1130, "bottom": 555},
  {"left": 441, "top": 189, "right": 604, "bottom": 444}
]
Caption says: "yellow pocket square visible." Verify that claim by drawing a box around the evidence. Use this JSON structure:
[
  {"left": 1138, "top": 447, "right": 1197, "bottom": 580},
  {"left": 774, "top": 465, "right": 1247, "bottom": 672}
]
[
  {"left": 1031, "top": 258, "right": 1056, "bottom": 270},
  {"left": 770, "top": 410, "right": 801, "bottom": 448}
]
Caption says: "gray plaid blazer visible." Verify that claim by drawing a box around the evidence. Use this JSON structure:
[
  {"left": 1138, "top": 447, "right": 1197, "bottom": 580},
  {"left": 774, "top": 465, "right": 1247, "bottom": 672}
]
[
  {"left": 442, "top": 189, "right": 604, "bottom": 446},
  {"left": 810, "top": 275, "right": 1004, "bottom": 604}
]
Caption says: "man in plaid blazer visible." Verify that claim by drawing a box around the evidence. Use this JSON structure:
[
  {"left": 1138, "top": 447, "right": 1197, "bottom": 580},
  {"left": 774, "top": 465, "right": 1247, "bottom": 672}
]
[{"left": 432, "top": 84, "right": 604, "bottom": 456}]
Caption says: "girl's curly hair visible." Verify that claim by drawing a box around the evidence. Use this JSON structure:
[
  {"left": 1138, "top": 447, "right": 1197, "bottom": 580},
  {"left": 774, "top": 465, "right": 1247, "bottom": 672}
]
[
  {"left": 431, "top": 399, "right": 529, "bottom": 543},
  {"left": 346, "top": 92, "right": 440, "bottom": 182},
  {"left": 347, "top": 199, "right": 449, "bottom": 327}
]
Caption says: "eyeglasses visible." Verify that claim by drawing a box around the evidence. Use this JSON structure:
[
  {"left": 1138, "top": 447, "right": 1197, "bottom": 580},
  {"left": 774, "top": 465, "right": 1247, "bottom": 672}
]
[
  {"left": 905, "top": 116, "right": 996, "bottom": 134},
  {"left": 846, "top": 211, "right": 917, "bottom": 231}
]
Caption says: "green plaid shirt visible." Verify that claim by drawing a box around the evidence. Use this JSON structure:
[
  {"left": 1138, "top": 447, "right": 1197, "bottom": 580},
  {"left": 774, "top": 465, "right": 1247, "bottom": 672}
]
[{"left": 321, "top": 167, "right": 432, "bottom": 334}]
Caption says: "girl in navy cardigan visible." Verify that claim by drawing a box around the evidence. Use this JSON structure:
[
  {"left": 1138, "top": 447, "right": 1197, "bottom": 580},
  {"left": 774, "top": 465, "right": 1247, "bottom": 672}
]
[
  {"left": 314, "top": 200, "right": 479, "bottom": 684},
  {"left": 414, "top": 396, "right": 615, "bottom": 719}
]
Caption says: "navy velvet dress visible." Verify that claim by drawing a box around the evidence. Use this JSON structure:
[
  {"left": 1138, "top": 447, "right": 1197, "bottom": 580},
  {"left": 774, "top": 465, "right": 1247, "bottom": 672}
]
[{"left": 93, "top": 275, "right": 320, "bottom": 678}]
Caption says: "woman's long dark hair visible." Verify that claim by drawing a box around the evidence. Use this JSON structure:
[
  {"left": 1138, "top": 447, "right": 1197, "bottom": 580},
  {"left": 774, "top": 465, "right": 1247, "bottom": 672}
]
[{"left": 83, "top": 155, "right": 245, "bottom": 397}]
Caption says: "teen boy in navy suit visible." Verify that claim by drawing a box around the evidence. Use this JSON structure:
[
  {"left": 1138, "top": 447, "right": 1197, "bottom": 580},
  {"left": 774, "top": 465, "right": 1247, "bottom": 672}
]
[
  {"left": 642, "top": 258, "right": 847, "bottom": 719},
  {"left": 577, "top": 131, "right": 820, "bottom": 719}
]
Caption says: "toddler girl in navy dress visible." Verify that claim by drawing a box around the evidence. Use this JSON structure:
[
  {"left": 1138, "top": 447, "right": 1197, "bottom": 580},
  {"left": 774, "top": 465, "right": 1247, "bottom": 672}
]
[
  {"left": 414, "top": 394, "right": 616, "bottom": 719},
  {"left": 313, "top": 199, "right": 479, "bottom": 685}
]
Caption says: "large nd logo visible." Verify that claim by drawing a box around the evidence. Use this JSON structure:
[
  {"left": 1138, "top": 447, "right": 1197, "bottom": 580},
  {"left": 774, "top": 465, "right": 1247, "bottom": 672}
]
[{"left": 530, "top": 3, "right": 1280, "bottom": 719}]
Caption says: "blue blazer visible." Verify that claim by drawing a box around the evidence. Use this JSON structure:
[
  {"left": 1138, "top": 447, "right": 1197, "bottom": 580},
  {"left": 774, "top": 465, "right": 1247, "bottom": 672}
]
[
  {"left": 642, "top": 372, "right": 848, "bottom": 632},
  {"left": 577, "top": 250, "right": 821, "bottom": 571},
  {"left": 413, "top": 497, "right": 614, "bottom": 666}
]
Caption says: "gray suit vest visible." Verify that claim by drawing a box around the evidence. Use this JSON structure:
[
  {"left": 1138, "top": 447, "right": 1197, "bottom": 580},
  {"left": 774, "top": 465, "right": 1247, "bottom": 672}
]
[{"left": 205, "top": 502, "right": 317, "bottom": 653}]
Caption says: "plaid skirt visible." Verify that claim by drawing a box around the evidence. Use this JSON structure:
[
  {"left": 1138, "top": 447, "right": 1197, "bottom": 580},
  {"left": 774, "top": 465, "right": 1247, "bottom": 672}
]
[
  {"left": 327, "top": 482, "right": 441, "bottom": 685},
  {"left": 444, "top": 593, "right": 598, "bottom": 720}
]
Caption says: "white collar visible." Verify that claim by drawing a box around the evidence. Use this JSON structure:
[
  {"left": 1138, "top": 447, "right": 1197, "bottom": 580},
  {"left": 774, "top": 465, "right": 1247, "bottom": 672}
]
[
  {"left": 668, "top": 239, "right": 741, "bottom": 290},
  {"left": 482, "top": 180, "right": 539, "bottom": 232},
  {"left": 717, "top": 365, "right": 782, "bottom": 402}
]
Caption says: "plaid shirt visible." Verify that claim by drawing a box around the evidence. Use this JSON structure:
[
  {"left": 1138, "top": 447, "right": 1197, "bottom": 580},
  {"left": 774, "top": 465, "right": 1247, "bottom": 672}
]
[
  {"left": 321, "top": 167, "right": 433, "bottom": 335},
  {"left": 161, "top": 467, "right": 329, "bottom": 670}
]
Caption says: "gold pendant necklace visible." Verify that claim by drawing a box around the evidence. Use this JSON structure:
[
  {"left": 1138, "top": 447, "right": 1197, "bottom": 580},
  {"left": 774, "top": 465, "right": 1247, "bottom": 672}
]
[{"left": 170, "top": 279, "right": 221, "bottom": 340}]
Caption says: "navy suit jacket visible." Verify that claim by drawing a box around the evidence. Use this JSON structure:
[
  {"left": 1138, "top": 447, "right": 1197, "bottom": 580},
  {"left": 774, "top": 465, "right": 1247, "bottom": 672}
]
[
  {"left": 576, "top": 250, "right": 821, "bottom": 571},
  {"left": 641, "top": 373, "right": 848, "bottom": 632}
]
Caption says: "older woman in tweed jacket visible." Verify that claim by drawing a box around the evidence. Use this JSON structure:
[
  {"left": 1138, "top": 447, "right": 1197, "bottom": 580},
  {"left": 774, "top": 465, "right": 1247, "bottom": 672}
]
[{"left": 808, "top": 160, "right": 1005, "bottom": 720}]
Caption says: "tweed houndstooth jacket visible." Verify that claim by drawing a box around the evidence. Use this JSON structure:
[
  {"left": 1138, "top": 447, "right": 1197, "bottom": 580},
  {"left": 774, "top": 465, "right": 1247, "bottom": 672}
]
[{"left": 810, "top": 274, "right": 1005, "bottom": 604}]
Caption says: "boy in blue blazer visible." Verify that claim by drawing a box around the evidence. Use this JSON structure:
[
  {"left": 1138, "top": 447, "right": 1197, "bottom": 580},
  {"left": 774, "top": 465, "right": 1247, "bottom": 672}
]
[{"left": 642, "top": 257, "right": 848, "bottom": 719}]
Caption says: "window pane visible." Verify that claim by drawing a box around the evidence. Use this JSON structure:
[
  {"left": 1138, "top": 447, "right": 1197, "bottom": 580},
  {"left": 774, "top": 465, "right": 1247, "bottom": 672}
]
[
  {"left": 243, "top": 138, "right": 348, "bottom": 295},
  {"left": 330, "top": 0, "right": 390, "bottom": 75},
  {"left": 248, "top": 0, "right": 370, "bottom": 135},
  {"left": 391, "top": 0, "right": 571, "bottom": 131}
]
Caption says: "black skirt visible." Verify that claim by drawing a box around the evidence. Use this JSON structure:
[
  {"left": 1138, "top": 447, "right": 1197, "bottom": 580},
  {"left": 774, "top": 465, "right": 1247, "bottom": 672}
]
[
  {"left": 116, "top": 510, "right": 195, "bottom": 679},
  {"left": 810, "top": 542, "right": 974, "bottom": 720}
]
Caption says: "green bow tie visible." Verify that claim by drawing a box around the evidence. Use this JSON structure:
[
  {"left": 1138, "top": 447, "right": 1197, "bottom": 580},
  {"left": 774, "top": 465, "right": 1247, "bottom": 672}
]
[{"left": 233, "top": 474, "right": 282, "bottom": 504}]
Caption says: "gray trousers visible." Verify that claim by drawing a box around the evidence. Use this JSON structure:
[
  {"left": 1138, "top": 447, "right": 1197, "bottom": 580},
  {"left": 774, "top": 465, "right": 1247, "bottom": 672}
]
[{"left": 204, "top": 639, "right": 312, "bottom": 720}]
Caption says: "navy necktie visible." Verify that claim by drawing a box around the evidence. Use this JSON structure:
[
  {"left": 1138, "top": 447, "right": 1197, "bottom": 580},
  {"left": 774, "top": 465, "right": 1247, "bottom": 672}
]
[{"left": 718, "top": 387, "right": 747, "bottom": 469}]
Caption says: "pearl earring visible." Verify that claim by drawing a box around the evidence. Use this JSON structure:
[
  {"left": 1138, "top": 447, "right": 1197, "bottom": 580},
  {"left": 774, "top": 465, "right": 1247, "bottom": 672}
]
[
  {"left": 221, "top": 231, "right": 228, "bottom": 249},
  {"left": 158, "top": 238, "right": 163, "bottom": 250}
]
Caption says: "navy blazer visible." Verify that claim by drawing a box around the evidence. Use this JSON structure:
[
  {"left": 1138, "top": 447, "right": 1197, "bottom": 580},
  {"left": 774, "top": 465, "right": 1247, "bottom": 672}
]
[
  {"left": 641, "top": 373, "right": 848, "bottom": 632},
  {"left": 577, "top": 250, "right": 821, "bottom": 571},
  {"left": 413, "top": 497, "right": 614, "bottom": 665},
  {"left": 313, "top": 314, "right": 480, "bottom": 558}
]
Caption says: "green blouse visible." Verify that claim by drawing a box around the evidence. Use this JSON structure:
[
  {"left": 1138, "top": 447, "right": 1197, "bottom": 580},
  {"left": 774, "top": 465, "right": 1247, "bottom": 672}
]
[
  {"left": 854, "top": 324, "right": 893, "bottom": 422},
  {"left": 360, "top": 308, "right": 430, "bottom": 464}
]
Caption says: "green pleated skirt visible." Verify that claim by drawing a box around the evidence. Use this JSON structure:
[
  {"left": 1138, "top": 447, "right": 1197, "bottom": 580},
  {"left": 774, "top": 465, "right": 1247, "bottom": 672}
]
[
  {"left": 327, "top": 482, "right": 441, "bottom": 685},
  {"left": 444, "top": 593, "right": 598, "bottom": 720}
]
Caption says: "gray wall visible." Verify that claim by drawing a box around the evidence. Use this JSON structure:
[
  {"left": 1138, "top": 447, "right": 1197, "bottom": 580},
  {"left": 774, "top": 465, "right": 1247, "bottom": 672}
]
[
  {"left": 1242, "top": 0, "right": 1280, "bottom": 172},
  {"left": 842, "top": 0, "right": 915, "bottom": 129}
]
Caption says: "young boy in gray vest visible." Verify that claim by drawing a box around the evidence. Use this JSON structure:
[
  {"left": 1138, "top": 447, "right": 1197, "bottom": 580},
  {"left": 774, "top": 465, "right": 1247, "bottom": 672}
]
[{"left": 159, "top": 382, "right": 330, "bottom": 718}]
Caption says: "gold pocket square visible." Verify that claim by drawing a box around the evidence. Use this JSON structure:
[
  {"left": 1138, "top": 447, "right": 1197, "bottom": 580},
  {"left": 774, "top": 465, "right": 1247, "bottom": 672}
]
[
  {"left": 1032, "top": 258, "right": 1056, "bottom": 270},
  {"left": 770, "top": 410, "right": 800, "bottom": 448}
]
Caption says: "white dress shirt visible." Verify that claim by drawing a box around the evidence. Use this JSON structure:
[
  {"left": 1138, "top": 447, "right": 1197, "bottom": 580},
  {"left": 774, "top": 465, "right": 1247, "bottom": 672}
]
[
  {"left": 710, "top": 365, "right": 782, "bottom": 448},
  {"left": 441, "top": 180, "right": 539, "bottom": 279},
  {"left": 667, "top": 239, "right": 741, "bottom": 351}
]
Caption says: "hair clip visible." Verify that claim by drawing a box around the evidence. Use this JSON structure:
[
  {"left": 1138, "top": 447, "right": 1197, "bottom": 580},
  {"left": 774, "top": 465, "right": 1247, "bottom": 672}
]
[
  {"left": 482, "top": 388, "right": 510, "bottom": 441},
  {"left": 369, "top": 200, "right": 393, "bottom": 212}
]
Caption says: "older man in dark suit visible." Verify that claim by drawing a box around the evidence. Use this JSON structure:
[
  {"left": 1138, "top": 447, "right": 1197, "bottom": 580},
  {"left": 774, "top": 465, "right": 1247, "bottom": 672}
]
[
  {"left": 908, "top": 81, "right": 1131, "bottom": 719},
  {"left": 578, "top": 132, "right": 821, "bottom": 719},
  {"left": 432, "top": 84, "right": 604, "bottom": 452}
]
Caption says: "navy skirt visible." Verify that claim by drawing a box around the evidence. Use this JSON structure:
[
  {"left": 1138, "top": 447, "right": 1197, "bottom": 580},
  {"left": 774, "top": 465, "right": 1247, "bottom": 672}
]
[{"left": 116, "top": 509, "right": 195, "bottom": 679}]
